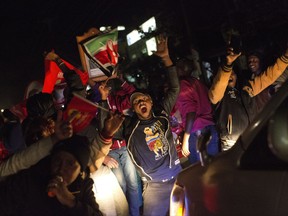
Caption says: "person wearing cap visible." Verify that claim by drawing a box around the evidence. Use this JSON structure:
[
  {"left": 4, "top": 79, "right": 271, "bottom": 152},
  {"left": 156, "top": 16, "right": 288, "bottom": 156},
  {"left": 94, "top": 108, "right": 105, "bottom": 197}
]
[
  {"left": 209, "top": 46, "right": 288, "bottom": 151},
  {"left": 120, "top": 35, "right": 182, "bottom": 216}
]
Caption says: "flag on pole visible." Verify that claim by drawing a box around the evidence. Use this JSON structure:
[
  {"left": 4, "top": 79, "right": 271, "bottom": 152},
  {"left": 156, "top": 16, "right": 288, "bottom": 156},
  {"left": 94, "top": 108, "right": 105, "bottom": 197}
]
[
  {"left": 80, "top": 29, "right": 118, "bottom": 77},
  {"left": 63, "top": 93, "right": 99, "bottom": 133}
]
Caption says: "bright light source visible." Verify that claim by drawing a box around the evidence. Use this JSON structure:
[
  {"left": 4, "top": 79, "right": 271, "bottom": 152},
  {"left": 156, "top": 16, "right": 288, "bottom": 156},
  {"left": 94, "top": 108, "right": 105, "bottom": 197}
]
[
  {"left": 99, "top": 26, "right": 106, "bottom": 31},
  {"left": 1, "top": 109, "right": 4, "bottom": 113},
  {"left": 126, "top": 16, "right": 157, "bottom": 46},
  {"left": 117, "top": 26, "right": 125, "bottom": 31},
  {"left": 126, "top": 30, "right": 143, "bottom": 46},
  {"left": 146, "top": 37, "right": 157, "bottom": 56},
  {"left": 99, "top": 26, "right": 112, "bottom": 32},
  {"left": 91, "top": 166, "right": 128, "bottom": 215},
  {"left": 140, "top": 16, "right": 156, "bottom": 33}
]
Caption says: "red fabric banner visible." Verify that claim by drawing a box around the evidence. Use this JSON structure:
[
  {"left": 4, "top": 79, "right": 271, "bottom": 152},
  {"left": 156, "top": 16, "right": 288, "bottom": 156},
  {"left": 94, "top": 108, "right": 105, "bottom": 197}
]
[
  {"left": 42, "top": 59, "right": 89, "bottom": 94},
  {"left": 63, "top": 94, "right": 98, "bottom": 133}
]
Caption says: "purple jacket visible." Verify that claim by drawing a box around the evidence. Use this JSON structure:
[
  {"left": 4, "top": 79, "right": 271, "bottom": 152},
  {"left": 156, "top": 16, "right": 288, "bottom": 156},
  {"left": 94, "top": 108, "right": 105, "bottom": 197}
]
[{"left": 175, "top": 77, "right": 215, "bottom": 133}]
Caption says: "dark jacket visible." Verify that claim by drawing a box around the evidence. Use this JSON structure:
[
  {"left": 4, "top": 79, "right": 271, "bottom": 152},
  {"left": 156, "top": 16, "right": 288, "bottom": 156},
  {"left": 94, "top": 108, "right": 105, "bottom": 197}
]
[
  {"left": 209, "top": 54, "right": 288, "bottom": 147},
  {"left": 214, "top": 86, "right": 251, "bottom": 142},
  {"left": 123, "top": 66, "right": 182, "bottom": 182},
  {"left": 0, "top": 156, "right": 102, "bottom": 216}
]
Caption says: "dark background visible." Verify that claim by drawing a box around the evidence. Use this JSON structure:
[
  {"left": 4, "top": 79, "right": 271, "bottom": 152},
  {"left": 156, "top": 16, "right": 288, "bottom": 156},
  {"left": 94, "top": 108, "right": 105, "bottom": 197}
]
[{"left": 1, "top": 0, "right": 288, "bottom": 108}]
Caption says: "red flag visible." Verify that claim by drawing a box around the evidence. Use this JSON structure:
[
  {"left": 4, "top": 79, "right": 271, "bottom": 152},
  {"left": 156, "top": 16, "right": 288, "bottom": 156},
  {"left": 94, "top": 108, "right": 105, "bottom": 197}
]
[
  {"left": 42, "top": 60, "right": 64, "bottom": 93},
  {"left": 42, "top": 58, "right": 89, "bottom": 94},
  {"left": 63, "top": 60, "right": 89, "bottom": 85},
  {"left": 63, "top": 93, "right": 98, "bottom": 133}
]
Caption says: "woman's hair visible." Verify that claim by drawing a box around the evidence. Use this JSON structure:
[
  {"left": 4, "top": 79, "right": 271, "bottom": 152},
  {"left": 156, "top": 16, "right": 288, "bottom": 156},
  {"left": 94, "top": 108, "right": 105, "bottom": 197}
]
[
  {"left": 26, "top": 92, "right": 56, "bottom": 119},
  {"left": 23, "top": 116, "right": 54, "bottom": 146}
]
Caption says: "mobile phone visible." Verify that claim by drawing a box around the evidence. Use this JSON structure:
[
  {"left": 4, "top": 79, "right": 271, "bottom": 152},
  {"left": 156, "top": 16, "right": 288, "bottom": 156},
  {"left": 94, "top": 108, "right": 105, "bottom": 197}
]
[{"left": 229, "top": 35, "right": 242, "bottom": 54}]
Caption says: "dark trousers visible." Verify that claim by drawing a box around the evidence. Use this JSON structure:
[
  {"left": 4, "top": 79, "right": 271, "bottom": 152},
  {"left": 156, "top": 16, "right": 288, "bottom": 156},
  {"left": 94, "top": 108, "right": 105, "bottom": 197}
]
[{"left": 142, "top": 178, "right": 175, "bottom": 216}]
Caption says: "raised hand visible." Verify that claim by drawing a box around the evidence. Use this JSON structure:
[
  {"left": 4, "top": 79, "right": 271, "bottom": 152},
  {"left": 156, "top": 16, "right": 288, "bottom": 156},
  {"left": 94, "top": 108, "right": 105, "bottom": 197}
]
[
  {"left": 101, "top": 111, "right": 125, "bottom": 139},
  {"left": 44, "top": 51, "right": 60, "bottom": 62},
  {"left": 98, "top": 79, "right": 112, "bottom": 100},
  {"left": 154, "top": 34, "right": 173, "bottom": 67},
  {"left": 226, "top": 47, "right": 242, "bottom": 65},
  {"left": 47, "top": 175, "right": 76, "bottom": 208},
  {"left": 154, "top": 34, "right": 169, "bottom": 58},
  {"left": 51, "top": 110, "right": 74, "bottom": 144}
]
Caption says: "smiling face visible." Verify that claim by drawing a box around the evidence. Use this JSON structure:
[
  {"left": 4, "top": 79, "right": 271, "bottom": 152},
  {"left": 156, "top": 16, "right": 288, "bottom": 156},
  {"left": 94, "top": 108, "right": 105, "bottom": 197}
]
[
  {"left": 248, "top": 55, "right": 261, "bottom": 75},
  {"left": 132, "top": 94, "right": 153, "bottom": 120},
  {"left": 50, "top": 151, "right": 81, "bottom": 185}
]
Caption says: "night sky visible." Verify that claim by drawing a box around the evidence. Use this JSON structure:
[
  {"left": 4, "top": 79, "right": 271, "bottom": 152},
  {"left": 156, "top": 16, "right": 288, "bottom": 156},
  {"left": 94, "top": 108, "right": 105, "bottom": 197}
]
[{"left": 1, "top": 0, "right": 288, "bottom": 109}]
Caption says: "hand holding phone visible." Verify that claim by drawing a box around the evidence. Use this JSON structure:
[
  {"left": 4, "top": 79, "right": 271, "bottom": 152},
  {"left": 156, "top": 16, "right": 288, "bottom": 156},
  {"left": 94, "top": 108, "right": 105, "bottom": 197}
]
[{"left": 229, "top": 34, "right": 242, "bottom": 54}]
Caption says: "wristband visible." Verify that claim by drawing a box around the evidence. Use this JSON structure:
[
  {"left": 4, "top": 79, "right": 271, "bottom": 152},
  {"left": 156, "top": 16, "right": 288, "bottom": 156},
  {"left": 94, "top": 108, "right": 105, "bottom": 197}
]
[{"left": 99, "top": 132, "right": 113, "bottom": 142}]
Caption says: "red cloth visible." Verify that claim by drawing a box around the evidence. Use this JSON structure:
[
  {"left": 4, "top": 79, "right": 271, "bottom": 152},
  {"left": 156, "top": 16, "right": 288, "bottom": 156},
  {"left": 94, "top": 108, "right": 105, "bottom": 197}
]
[
  {"left": 63, "top": 94, "right": 98, "bottom": 133},
  {"left": 42, "top": 59, "right": 88, "bottom": 94}
]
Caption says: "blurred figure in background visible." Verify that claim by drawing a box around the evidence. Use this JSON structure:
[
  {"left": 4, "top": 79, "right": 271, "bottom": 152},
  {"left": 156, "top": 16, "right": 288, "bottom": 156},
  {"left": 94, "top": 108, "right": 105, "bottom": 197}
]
[{"left": 174, "top": 58, "right": 219, "bottom": 164}]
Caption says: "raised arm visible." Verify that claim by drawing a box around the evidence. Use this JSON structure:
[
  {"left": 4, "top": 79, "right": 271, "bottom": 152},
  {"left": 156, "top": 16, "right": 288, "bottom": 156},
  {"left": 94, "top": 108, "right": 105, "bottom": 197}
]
[
  {"left": 0, "top": 110, "right": 73, "bottom": 178},
  {"left": 154, "top": 35, "right": 180, "bottom": 113},
  {"left": 246, "top": 47, "right": 288, "bottom": 96},
  {"left": 209, "top": 48, "right": 241, "bottom": 104},
  {"left": 89, "top": 111, "right": 125, "bottom": 172},
  {"left": 45, "top": 51, "right": 86, "bottom": 98}
]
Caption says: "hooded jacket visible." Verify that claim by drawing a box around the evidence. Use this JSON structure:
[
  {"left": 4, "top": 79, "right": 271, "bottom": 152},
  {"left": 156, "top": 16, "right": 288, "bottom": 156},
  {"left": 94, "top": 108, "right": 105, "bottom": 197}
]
[{"left": 123, "top": 66, "right": 182, "bottom": 182}]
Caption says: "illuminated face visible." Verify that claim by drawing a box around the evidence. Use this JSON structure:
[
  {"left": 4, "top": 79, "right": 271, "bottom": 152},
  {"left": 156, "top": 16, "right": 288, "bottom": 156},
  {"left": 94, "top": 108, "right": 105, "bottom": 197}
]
[
  {"left": 50, "top": 151, "right": 81, "bottom": 185},
  {"left": 228, "top": 71, "right": 237, "bottom": 88},
  {"left": 132, "top": 95, "right": 153, "bottom": 120},
  {"left": 248, "top": 55, "right": 260, "bottom": 75}
]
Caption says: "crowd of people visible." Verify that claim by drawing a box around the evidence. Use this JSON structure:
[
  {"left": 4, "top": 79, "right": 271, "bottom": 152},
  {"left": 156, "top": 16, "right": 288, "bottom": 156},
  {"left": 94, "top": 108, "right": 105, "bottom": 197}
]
[{"left": 0, "top": 29, "right": 288, "bottom": 216}]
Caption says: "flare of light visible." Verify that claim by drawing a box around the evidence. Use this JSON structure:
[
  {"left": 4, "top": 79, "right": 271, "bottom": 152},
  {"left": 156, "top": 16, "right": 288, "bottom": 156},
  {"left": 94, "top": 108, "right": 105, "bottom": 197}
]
[{"left": 117, "top": 26, "right": 125, "bottom": 31}]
